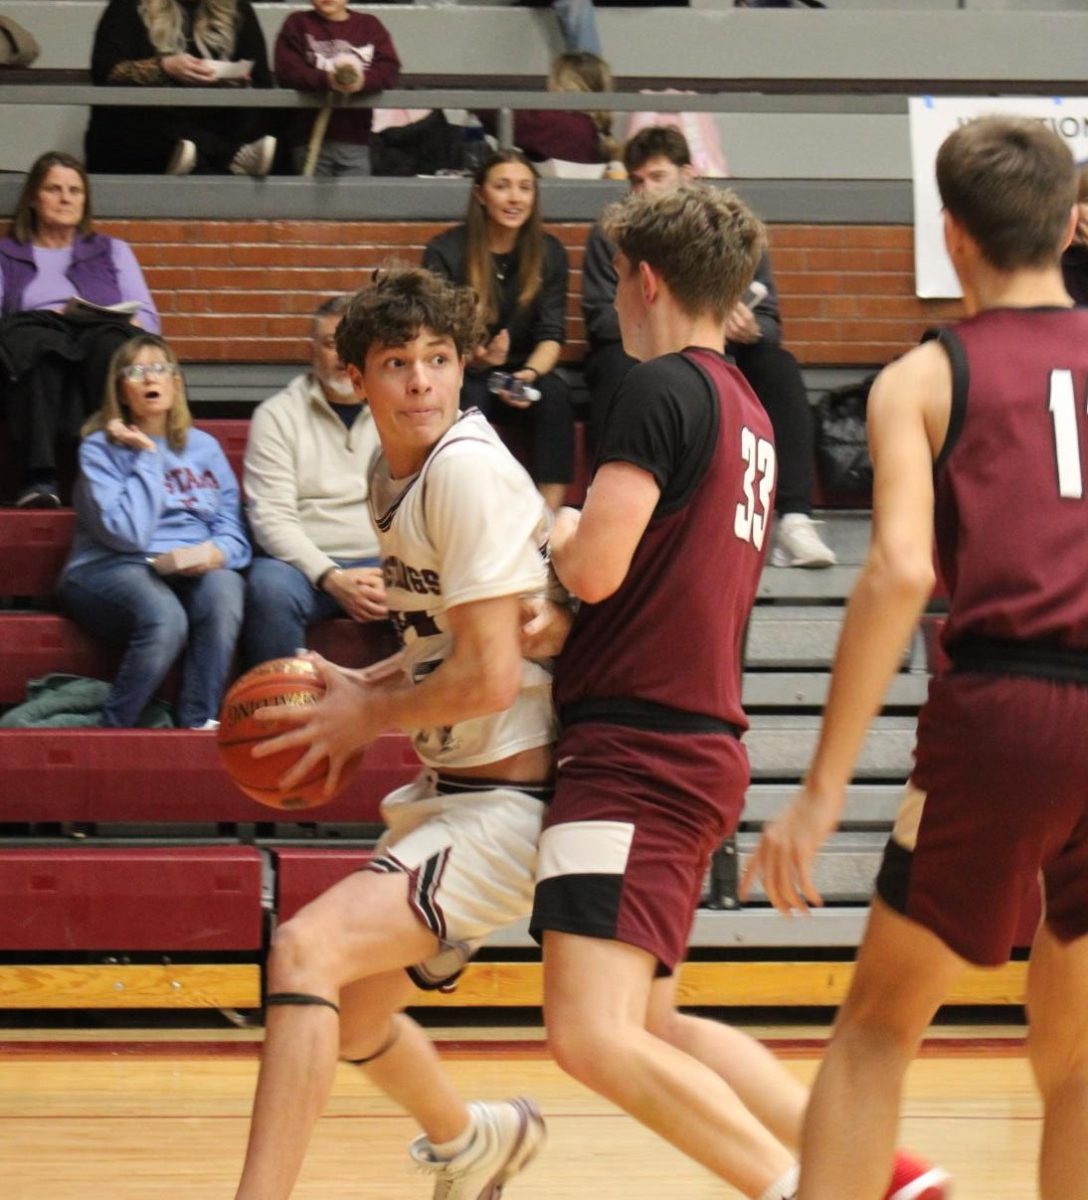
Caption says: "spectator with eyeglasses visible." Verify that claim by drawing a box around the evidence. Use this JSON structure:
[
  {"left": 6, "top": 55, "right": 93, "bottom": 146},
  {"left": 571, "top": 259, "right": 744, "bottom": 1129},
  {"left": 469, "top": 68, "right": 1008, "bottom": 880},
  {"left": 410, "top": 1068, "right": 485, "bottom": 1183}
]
[
  {"left": 0, "top": 151, "right": 159, "bottom": 508},
  {"left": 56, "top": 335, "right": 251, "bottom": 730}
]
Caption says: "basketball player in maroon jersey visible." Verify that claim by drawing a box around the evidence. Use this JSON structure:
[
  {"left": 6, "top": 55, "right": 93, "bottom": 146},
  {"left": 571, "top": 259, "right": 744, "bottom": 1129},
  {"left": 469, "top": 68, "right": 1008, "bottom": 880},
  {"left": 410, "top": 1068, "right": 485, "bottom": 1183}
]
[
  {"left": 743, "top": 116, "right": 1088, "bottom": 1200},
  {"left": 529, "top": 184, "right": 945, "bottom": 1200}
]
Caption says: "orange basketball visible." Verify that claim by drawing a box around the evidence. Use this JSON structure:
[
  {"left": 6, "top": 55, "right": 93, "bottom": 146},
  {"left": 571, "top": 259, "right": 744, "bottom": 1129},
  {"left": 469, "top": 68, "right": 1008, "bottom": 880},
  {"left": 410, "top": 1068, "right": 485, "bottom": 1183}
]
[{"left": 217, "top": 657, "right": 355, "bottom": 811}]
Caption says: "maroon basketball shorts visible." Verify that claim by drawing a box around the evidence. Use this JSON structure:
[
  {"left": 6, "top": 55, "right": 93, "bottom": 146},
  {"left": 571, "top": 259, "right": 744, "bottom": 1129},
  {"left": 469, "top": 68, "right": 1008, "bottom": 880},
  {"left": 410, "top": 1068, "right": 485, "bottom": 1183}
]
[
  {"left": 876, "top": 671, "right": 1088, "bottom": 966},
  {"left": 529, "top": 721, "right": 750, "bottom": 974}
]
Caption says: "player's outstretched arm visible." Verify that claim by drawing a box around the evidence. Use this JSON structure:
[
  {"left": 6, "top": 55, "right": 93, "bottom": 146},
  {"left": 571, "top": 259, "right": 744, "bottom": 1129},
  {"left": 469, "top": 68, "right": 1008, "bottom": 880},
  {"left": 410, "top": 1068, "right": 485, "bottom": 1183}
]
[
  {"left": 550, "top": 461, "right": 660, "bottom": 602},
  {"left": 742, "top": 343, "right": 948, "bottom": 915}
]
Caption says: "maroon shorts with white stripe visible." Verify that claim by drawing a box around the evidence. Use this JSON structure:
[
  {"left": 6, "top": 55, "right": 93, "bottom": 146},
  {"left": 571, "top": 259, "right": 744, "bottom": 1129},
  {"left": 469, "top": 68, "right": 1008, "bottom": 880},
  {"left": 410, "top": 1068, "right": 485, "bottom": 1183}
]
[
  {"left": 530, "top": 721, "right": 750, "bottom": 975},
  {"left": 876, "top": 671, "right": 1088, "bottom": 966}
]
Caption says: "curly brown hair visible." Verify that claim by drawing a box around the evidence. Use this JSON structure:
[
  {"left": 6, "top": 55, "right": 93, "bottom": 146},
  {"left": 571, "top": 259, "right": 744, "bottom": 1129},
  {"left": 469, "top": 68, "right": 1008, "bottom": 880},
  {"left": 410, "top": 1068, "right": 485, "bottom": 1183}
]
[{"left": 335, "top": 267, "right": 484, "bottom": 371}]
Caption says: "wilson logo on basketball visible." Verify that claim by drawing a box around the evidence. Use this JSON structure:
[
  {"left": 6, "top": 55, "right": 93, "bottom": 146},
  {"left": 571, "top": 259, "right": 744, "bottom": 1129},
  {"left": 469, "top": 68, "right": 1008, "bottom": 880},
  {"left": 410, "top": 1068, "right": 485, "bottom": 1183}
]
[{"left": 223, "top": 691, "right": 318, "bottom": 726}]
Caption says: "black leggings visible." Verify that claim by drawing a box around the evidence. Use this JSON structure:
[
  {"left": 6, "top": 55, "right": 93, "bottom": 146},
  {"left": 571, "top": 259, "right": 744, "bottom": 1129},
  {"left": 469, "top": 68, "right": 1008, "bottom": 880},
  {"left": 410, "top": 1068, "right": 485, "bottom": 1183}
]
[
  {"left": 461, "top": 370, "right": 574, "bottom": 485},
  {"left": 3, "top": 319, "right": 137, "bottom": 486},
  {"left": 731, "top": 341, "right": 815, "bottom": 516}
]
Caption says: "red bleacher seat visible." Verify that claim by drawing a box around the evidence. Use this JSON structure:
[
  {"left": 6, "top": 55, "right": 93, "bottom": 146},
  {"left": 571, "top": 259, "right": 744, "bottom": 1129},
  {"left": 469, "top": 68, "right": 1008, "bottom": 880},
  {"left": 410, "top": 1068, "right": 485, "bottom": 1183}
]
[
  {"left": 0, "top": 511, "right": 76, "bottom": 598},
  {"left": 0, "top": 728, "right": 418, "bottom": 824},
  {"left": 275, "top": 848, "right": 376, "bottom": 922},
  {"left": 0, "top": 846, "right": 263, "bottom": 950},
  {"left": 0, "top": 613, "right": 116, "bottom": 704},
  {"left": 194, "top": 418, "right": 249, "bottom": 482},
  {"left": 0, "top": 611, "right": 398, "bottom": 707}
]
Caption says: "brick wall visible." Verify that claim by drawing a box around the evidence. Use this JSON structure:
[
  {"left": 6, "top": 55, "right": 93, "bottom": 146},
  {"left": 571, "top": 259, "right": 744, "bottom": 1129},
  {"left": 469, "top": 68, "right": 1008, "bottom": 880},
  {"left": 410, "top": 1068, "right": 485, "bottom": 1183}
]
[{"left": 100, "top": 219, "right": 965, "bottom": 367}]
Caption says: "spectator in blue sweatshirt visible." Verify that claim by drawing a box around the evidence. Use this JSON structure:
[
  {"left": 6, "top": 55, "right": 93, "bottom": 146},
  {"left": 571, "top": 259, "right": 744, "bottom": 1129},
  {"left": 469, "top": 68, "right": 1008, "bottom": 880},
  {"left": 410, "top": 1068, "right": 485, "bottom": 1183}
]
[{"left": 56, "top": 334, "right": 251, "bottom": 729}]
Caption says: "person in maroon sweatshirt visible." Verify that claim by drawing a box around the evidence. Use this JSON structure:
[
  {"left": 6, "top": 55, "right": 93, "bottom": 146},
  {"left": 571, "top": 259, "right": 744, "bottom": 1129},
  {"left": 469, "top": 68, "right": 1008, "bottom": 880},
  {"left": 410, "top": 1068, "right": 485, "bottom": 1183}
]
[{"left": 274, "top": 0, "right": 400, "bottom": 176}]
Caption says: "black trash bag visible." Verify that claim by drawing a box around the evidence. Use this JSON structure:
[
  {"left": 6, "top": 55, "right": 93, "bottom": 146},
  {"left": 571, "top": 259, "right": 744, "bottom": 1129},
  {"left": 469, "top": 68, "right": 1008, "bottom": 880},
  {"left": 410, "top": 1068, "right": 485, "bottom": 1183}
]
[
  {"left": 370, "top": 111, "right": 464, "bottom": 177},
  {"left": 813, "top": 373, "right": 877, "bottom": 497}
]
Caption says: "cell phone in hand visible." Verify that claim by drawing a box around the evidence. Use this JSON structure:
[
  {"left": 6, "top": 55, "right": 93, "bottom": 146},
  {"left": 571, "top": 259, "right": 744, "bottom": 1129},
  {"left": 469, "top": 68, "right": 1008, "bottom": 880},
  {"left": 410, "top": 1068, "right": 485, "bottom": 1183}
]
[{"left": 741, "top": 280, "right": 768, "bottom": 309}]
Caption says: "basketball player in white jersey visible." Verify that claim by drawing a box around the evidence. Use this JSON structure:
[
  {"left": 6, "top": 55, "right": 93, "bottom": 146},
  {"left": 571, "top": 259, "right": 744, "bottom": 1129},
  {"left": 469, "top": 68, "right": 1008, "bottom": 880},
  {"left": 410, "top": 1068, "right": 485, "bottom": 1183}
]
[{"left": 232, "top": 267, "right": 561, "bottom": 1200}]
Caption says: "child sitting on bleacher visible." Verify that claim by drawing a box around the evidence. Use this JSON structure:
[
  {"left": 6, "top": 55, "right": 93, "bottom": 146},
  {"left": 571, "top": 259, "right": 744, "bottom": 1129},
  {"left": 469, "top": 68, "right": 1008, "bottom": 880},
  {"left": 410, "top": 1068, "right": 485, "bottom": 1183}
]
[
  {"left": 274, "top": 0, "right": 401, "bottom": 177},
  {"left": 56, "top": 335, "right": 251, "bottom": 730}
]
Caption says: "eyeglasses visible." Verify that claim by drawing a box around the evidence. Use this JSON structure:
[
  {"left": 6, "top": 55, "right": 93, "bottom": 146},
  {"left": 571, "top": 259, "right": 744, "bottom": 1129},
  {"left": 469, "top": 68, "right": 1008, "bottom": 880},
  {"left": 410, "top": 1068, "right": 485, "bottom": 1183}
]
[{"left": 119, "top": 362, "right": 176, "bottom": 383}]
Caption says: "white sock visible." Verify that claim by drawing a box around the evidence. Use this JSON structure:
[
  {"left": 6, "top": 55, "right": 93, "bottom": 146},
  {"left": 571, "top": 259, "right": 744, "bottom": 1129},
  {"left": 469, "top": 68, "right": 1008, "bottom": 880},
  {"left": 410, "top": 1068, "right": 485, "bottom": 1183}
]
[
  {"left": 758, "top": 1164, "right": 800, "bottom": 1200},
  {"left": 428, "top": 1120, "right": 475, "bottom": 1162}
]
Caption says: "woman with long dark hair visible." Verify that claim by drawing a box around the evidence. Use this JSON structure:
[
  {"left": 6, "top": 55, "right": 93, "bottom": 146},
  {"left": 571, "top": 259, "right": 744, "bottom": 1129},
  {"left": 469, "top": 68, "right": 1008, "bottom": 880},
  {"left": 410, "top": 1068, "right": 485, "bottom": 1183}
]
[
  {"left": 0, "top": 151, "right": 159, "bottom": 507},
  {"left": 423, "top": 151, "right": 574, "bottom": 509}
]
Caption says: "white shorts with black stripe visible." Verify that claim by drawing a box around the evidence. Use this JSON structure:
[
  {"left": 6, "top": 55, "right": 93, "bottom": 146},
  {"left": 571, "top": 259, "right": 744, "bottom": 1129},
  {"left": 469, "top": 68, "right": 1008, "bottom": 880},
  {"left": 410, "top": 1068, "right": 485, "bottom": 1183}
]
[{"left": 363, "top": 770, "right": 549, "bottom": 990}]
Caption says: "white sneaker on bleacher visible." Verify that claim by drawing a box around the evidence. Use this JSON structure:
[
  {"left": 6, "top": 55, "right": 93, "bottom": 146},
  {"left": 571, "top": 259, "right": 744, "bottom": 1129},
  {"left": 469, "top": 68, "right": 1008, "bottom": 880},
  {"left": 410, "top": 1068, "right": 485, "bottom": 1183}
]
[
  {"left": 229, "top": 136, "right": 277, "bottom": 178},
  {"left": 409, "top": 1097, "right": 545, "bottom": 1199},
  {"left": 165, "top": 139, "right": 197, "bottom": 176},
  {"left": 770, "top": 512, "right": 837, "bottom": 569}
]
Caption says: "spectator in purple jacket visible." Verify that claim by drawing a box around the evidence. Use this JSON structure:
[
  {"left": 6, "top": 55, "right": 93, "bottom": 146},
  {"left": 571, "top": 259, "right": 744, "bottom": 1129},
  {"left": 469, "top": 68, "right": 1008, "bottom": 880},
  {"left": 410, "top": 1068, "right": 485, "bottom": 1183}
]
[
  {"left": 274, "top": 0, "right": 400, "bottom": 176},
  {"left": 0, "top": 152, "right": 159, "bottom": 508}
]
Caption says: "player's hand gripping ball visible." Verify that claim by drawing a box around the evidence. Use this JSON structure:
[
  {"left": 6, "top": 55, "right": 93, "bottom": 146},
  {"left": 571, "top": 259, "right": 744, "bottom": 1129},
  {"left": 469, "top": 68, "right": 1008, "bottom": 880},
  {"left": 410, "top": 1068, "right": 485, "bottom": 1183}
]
[{"left": 217, "top": 657, "right": 358, "bottom": 810}]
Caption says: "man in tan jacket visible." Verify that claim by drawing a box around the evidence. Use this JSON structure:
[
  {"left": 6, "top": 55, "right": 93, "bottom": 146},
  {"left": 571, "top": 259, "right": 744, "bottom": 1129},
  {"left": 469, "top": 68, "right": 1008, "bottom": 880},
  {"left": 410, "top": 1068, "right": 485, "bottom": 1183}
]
[{"left": 242, "top": 295, "right": 387, "bottom": 667}]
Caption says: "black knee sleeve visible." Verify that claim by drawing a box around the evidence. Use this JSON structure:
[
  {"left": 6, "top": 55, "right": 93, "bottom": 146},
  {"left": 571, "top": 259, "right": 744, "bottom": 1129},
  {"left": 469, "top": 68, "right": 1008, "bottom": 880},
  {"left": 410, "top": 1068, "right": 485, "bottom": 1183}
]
[{"left": 266, "top": 991, "right": 340, "bottom": 1014}]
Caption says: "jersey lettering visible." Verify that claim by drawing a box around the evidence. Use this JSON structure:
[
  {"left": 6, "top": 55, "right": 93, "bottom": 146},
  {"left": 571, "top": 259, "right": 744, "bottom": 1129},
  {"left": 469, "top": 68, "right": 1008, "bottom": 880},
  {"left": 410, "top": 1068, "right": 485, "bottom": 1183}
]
[
  {"left": 1049, "top": 369, "right": 1085, "bottom": 500},
  {"left": 734, "top": 426, "right": 777, "bottom": 550},
  {"left": 383, "top": 556, "right": 442, "bottom": 596}
]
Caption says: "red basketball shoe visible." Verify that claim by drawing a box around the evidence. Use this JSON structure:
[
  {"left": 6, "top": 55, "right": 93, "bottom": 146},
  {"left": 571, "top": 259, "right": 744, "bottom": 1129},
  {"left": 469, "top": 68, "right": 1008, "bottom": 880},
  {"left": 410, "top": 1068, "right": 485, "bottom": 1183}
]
[{"left": 885, "top": 1150, "right": 952, "bottom": 1200}]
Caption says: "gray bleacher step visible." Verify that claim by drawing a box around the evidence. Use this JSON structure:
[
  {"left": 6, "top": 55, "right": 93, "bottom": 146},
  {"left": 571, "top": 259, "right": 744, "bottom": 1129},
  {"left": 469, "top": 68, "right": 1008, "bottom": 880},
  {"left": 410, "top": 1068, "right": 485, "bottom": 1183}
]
[
  {"left": 747, "top": 607, "right": 846, "bottom": 669},
  {"left": 746, "top": 605, "right": 920, "bottom": 671},
  {"left": 757, "top": 512, "right": 871, "bottom": 602},
  {"left": 743, "top": 784, "right": 904, "bottom": 826},
  {"left": 758, "top": 564, "right": 859, "bottom": 602},
  {"left": 806, "top": 511, "right": 871, "bottom": 567},
  {"left": 748, "top": 715, "right": 915, "bottom": 779},
  {"left": 742, "top": 671, "right": 928, "bottom": 708},
  {"left": 487, "top": 908, "right": 869, "bottom": 950},
  {"left": 737, "top": 831, "right": 886, "bottom": 904}
]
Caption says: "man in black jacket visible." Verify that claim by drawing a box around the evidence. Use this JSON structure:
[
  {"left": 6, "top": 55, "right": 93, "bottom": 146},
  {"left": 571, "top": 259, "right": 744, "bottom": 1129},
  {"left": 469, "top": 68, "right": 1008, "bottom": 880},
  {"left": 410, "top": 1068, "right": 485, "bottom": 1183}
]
[{"left": 582, "top": 126, "right": 835, "bottom": 568}]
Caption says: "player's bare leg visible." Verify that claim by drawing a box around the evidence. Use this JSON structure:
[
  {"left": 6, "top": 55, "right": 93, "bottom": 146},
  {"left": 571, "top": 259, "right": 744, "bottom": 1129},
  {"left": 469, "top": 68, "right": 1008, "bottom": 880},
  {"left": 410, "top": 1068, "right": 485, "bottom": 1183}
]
[
  {"left": 338, "top": 948, "right": 546, "bottom": 1199},
  {"left": 234, "top": 871, "right": 438, "bottom": 1200},
  {"left": 647, "top": 974, "right": 807, "bottom": 1150},
  {"left": 338, "top": 971, "right": 472, "bottom": 1145},
  {"left": 1026, "top": 922, "right": 1088, "bottom": 1200},
  {"left": 797, "top": 898, "right": 963, "bottom": 1200},
  {"left": 544, "top": 931, "right": 796, "bottom": 1199}
]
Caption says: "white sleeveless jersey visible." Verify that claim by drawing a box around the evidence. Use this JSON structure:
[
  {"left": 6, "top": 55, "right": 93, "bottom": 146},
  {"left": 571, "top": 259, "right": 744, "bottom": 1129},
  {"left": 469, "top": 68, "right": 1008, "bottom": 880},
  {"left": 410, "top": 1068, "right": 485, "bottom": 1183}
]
[{"left": 368, "top": 411, "right": 557, "bottom": 769}]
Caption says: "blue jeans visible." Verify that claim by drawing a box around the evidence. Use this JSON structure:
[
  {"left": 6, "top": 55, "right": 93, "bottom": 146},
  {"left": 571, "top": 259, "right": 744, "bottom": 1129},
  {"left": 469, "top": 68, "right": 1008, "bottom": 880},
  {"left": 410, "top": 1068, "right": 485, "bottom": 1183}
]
[
  {"left": 242, "top": 555, "right": 380, "bottom": 670},
  {"left": 553, "top": 0, "right": 602, "bottom": 54},
  {"left": 57, "top": 558, "right": 245, "bottom": 728}
]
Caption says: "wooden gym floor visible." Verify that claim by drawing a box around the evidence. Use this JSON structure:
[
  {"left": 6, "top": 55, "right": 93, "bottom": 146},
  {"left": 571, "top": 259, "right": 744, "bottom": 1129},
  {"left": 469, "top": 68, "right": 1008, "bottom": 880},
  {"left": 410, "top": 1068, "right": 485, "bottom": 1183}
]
[{"left": 0, "top": 1020, "right": 1038, "bottom": 1199}]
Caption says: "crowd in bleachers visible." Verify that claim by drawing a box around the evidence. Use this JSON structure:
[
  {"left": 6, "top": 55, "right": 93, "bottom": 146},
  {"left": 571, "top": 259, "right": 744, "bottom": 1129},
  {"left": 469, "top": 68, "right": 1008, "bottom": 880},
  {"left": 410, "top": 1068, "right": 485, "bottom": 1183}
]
[{"left": 0, "top": 0, "right": 845, "bottom": 728}]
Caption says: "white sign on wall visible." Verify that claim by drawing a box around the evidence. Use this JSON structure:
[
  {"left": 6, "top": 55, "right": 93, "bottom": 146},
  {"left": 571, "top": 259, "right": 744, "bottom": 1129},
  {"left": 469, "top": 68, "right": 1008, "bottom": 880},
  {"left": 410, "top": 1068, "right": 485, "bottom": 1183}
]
[{"left": 909, "top": 96, "right": 1088, "bottom": 299}]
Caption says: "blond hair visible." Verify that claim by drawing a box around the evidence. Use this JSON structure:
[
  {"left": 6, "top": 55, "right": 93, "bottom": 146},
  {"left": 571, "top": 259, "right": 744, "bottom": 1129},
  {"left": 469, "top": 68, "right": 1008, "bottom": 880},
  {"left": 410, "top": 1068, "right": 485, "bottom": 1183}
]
[
  {"left": 548, "top": 52, "right": 618, "bottom": 162},
  {"left": 138, "top": 0, "right": 239, "bottom": 58},
  {"left": 603, "top": 183, "right": 764, "bottom": 321},
  {"left": 83, "top": 335, "right": 192, "bottom": 452}
]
